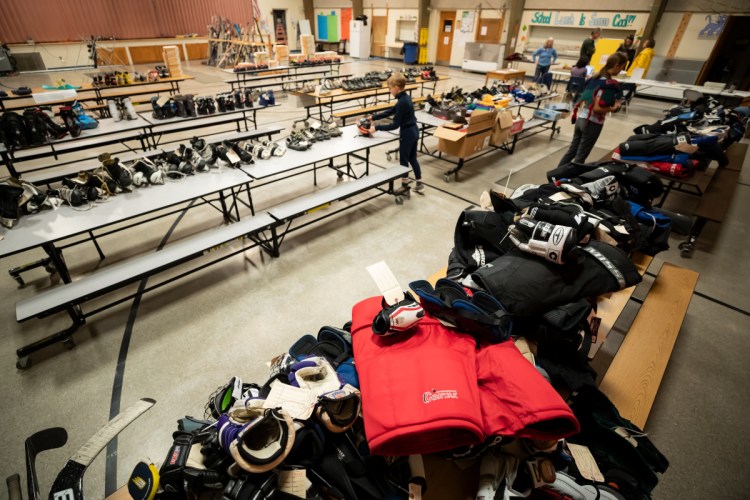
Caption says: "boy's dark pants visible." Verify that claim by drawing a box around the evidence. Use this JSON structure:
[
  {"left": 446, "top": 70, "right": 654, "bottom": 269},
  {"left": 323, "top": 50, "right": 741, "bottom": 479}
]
[{"left": 399, "top": 125, "right": 421, "bottom": 179}]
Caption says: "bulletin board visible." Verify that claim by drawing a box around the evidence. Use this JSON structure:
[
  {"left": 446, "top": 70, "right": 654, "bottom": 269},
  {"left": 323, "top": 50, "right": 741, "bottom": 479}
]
[
  {"left": 590, "top": 38, "right": 622, "bottom": 72},
  {"left": 327, "top": 14, "right": 339, "bottom": 42},
  {"left": 317, "top": 15, "right": 328, "bottom": 40}
]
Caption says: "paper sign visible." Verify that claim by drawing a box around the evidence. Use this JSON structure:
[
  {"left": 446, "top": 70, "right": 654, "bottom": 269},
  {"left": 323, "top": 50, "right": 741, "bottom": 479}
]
[
  {"left": 278, "top": 469, "right": 310, "bottom": 496},
  {"left": 444, "top": 36, "right": 450, "bottom": 45},
  {"left": 263, "top": 380, "right": 317, "bottom": 420},
  {"left": 445, "top": 25, "right": 452, "bottom": 33},
  {"left": 600, "top": 54, "right": 609, "bottom": 65},
  {"left": 366, "top": 261, "right": 404, "bottom": 305},
  {"left": 481, "top": 26, "right": 488, "bottom": 36},
  {"left": 568, "top": 444, "right": 605, "bottom": 482}
]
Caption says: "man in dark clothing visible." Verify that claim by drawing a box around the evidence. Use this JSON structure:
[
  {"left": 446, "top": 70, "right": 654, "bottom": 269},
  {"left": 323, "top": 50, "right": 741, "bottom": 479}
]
[
  {"left": 368, "top": 73, "right": 424, "bottom": 193},
  {"left": 580, "top": 28, "right": 601, "bottom": 65}
]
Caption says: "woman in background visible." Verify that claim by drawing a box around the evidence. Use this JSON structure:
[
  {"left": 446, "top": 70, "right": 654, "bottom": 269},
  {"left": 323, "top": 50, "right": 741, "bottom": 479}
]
[
  {"left": 532, "top": 38, "right": 558, "bottom": 84},
  {"left": 617, "top": 35, "right": 636, "bottom": 69},
  {"left": 628, "top": 39, "right": 655, "bottom": 77}
]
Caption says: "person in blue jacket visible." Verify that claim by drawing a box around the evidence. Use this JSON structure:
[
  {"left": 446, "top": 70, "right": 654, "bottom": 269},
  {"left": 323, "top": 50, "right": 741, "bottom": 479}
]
[
  {"left": 533, "top": 38, "right": 558, "bottom": 84},
  {"left": 368, "top": 73, "right": 424, "bottom": 193}
]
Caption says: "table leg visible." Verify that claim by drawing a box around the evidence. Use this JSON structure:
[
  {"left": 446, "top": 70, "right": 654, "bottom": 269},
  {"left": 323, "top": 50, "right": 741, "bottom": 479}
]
[{"left": 42, "top": 242, "right": 72, "bottom": 284}]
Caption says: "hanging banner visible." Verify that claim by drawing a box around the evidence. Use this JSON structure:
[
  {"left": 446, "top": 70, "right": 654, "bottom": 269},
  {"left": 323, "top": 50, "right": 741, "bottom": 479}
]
[{"left": 528, "top": 11, "right": 642, "bottom": 30}]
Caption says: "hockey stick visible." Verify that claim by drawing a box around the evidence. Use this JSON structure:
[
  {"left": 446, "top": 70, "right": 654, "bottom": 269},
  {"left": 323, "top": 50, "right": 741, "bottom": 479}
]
[
  {"left": 25, "top": 427, "right": 68, "bottom": 500},
  {"left": 7, "top": 473, "right": 23, "bottom": 500},
  {"left": 48, "top": 398, "right": 155, "bottom": 500}
]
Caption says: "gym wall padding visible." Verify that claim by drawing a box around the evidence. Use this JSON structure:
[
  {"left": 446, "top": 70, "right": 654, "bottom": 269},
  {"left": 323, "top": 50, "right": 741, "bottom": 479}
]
[{"left": 0, "top": 0, "right": 255, "bottom": 43}]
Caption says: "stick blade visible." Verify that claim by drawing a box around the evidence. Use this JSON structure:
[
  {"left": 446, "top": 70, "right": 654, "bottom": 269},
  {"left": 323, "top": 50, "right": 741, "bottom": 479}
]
[
  {"left": 48, "top": 399, "right": 155, "bottom": 500},
  {"left": 25, "top": 428, "right": 68, "bottom": 500}
]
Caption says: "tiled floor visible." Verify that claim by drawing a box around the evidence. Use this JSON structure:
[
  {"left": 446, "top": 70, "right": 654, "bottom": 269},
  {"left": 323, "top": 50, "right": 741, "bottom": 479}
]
[{"left": 0, "top": 58, "right": 748, "bottom": 499}]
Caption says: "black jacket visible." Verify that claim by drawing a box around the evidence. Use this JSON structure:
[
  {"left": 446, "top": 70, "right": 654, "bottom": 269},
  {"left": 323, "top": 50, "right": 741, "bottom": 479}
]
[{"left": 372, "top": 91, "right": 417, "bottom": 131}]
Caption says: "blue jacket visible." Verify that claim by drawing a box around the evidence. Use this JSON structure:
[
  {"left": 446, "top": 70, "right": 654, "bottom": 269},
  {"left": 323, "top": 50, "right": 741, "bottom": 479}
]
[
  {"left": 373, "top": 91, "right": 417, "bottom": 131},
  {"left": 533, "top": 47, "right": 558, "bottom": 66}
]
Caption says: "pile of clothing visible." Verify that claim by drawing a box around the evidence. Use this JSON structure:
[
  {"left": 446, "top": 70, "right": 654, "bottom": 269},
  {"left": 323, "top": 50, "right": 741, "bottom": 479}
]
[{"left": 623, "top": 94, "right": 748, "bottom": 176}]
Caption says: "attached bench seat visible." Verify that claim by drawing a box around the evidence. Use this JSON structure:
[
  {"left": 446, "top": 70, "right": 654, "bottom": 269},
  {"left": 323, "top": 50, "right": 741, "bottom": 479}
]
[{"left": 16, "top": 213, "right": 276, "bottom": 322}]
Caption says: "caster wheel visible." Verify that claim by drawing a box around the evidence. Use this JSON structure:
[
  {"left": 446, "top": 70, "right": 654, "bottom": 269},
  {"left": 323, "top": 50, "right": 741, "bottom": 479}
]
[
  {"left": 386, "top": 154, "right": 392, "bottom": 161},
  {"left": 45, "top": 262, "right": 57, "bottom": 275},
  {"left": 16, "top": 356, "right": 30, "bottom": 370},
  {"left": 395, "top": 195, "right": 404, "bottom": 205},
  {"left": 444, "top": 174, "right": 453, "bottom": 183},
  {"left": 63, "top": 337, "right": 76, "bottom": 350},
  {"left": 680, "top": 246, "right": 693, "bottom": 258},
  {"left": 337, "top": 171, "right": 344, "bottom": 178},
  {"left": 678, "top": 241, "right": 689, "bottom": 250}
]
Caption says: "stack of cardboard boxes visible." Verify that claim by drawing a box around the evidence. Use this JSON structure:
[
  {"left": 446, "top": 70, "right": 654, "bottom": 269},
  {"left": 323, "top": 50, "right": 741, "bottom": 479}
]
[
  {"left": 300, "top": 35, "right": 316, "bottom": 56},
  {"left": 162, "top": 46, "right": 183, "bottom": 78},
  {"left": 275, "top": 44, "right": 289, "bottom": 66}
]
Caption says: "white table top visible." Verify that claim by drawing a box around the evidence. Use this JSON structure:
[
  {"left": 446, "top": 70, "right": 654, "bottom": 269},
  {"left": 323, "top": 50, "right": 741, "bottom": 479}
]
[
  {"left": 0, "top": 168, "right": 254, "bottom": 258},
  {"left": 10, "top": 117, "right": 150, "bottom": 160},
  {"left": 240, "top": 125, "right": 398, "bottom": 179},
  {"left": 221, "top": 63, "right": 341, "bottom": 76},
  {"left": 622, "top": 77, "right": 750, "bottom": 98},
  {"left": 415, "top": 110, "right": 449, "bottom": 128},
  {"left": 1, "top": 126, "right": 399, "bottom": 257}
]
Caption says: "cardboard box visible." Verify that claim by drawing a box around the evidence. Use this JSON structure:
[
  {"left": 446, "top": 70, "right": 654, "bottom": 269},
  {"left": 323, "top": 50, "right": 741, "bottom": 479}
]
[
  {"left": 533, "top": 108, "right": 561, "bottom": 121},
  {"left": 434, "top": 109, "right": 497, "bottom": 159},
  {"left": 510, "top": 116, "right": 525, "bottom": 135},
  {"left": 300, "top": 35, "right": 315, "bottom": 56},
  {"left": 545, "top": 102, "right": 570, "bottom": 119},
  {"left": 491, "top": 109, "right": 514, "bottom": 146}
]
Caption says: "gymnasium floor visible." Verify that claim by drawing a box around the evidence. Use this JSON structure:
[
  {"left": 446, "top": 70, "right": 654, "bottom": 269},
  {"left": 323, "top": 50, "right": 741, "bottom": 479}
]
[{"left": 0, "top": 58, "right": 748, "bottom": 499}]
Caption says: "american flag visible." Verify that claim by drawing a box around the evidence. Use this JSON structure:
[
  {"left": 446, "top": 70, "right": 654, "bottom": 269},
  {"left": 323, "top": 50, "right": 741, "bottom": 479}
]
[{"left": 252, "top": 0, "right": 262, "bottom": 20}]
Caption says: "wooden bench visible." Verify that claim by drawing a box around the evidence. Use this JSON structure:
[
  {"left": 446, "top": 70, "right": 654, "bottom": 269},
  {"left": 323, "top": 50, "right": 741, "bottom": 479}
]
[
  {"left": 13, "top": 165, "right": 409, "bottom": 368},
  {"left": 678, "top": 142, "right": 747, "bottom": 257},
  {"left": 598, "top": 262, "right": 699, "bottom": 428}
]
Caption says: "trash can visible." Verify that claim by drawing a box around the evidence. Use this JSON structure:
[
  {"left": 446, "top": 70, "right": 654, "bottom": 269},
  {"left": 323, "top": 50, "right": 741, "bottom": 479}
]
[{"left": 404, "top": 42, "right": 418, "bottom": 64}]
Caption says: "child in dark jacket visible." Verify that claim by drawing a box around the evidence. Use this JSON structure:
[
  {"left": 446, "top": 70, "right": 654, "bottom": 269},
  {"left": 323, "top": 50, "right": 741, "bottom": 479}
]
[{"left": 368, "top": 73, "right": 424, "bottom": 193}]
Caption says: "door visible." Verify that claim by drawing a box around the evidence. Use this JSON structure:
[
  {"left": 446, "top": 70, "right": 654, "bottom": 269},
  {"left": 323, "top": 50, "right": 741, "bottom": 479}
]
[
  {"left": 371, "top": 16, "right": 387, "bottom": 57},
  {"left": 437, "top": 11, "right": 456, "bottom": 65},
  {"left": 476, "top": 17, "right": 503, "bottom": 44},
  {"left": 272, "top": 10, "right": 288, "bottom": 45}
]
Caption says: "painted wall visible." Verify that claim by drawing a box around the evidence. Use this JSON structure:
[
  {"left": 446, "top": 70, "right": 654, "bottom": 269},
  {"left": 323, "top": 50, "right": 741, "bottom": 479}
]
[
  {"left": 9, "top": 38, "right": 209, "bottom": 71},
  {"left": 424, "top": 9, "right": 506, "bottom": 67},
  {"left": 652, "top": 12, "right": 747, "bottom": 61},
  {"left": 525, "top": 0, "right": 652, "bottom": 10},
  {"left": 665, "top": 0, "right": 750, "bottom": 13}
]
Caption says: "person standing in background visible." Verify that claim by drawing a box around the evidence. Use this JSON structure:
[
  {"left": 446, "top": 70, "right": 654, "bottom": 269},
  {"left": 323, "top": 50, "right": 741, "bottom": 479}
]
[
  {"left": 628, "top": 39, "right": 655, "bottom": 77},
  {"left": 617, "top": 35, "right": 636, "bottom": 69},
  {"left": 557, "top": 53, "right": 628, "bottom": 167},
  {"left": 533, "top": 38, "right": 558, "bottom": 84},
  {"left": 580, "top": 28, "right": 601, "bottom": 65}
]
